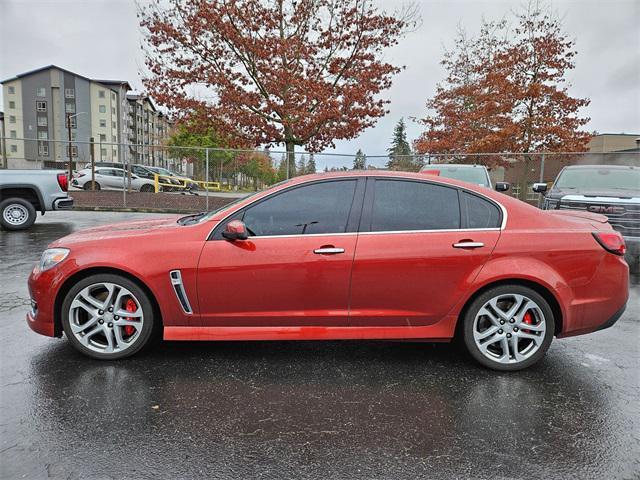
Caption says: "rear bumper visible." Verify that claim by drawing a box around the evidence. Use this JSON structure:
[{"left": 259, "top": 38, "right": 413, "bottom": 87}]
[{"left": 53, "top": 196, "right": 74, "bottom": 210}]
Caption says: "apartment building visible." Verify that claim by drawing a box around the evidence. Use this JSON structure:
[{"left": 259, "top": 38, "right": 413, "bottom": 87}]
[
  {"left": 126, "top": 94, "right": 172, "bottom": 167},
  {"left": 0, "top": 112, "right": 6, "bottom": 168},
  {"left": 1, "top": 65, "right": 172, "bottom": 169}
]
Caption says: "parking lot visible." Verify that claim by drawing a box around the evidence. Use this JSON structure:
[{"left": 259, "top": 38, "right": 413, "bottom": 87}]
[{"left": 1, "top": 211, "right": 638, "bottom": 479}]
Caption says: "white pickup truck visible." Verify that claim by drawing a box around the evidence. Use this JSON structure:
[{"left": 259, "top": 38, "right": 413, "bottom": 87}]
[{"left": 0, "top": 170, "right": 74, "bottom": 230}]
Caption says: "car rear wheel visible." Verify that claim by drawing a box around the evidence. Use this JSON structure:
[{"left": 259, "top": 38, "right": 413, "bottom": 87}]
[
  {"left": 61, "top": 274, "right": 156, "bottom": 360},
  {"left": 83, "top": 181, "right": 101, "bottom": 191},
  {"left": 462, "top": 285, "right": 554, "bottom": 371},
  {"left": 140, "top": 184, "right": 154, "bottom": 193},
  {"left": 0, "top": 197, "right": 36, "bottom": 230}
]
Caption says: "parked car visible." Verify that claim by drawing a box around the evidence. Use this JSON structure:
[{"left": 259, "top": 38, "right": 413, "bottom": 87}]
[
  {"left": 533, "top": 165, "right": 639, "bottom": 271},
  {"left": 0, "top": 170, "right": 73, "bottom": 230},
  {"left": 146, "top": 166, "right": 197, "bottom": 191},
  {"left": 86, "top": 162, "right": 160, "bottom": 182},
  {"left": 27, "top": 171, "right": 628, "bottom": 370},
  {"left": 421, "top": 164, "right": 510, "bottom": 192},
  {"left": 71, "top": 168, "right": 156, "bottom": 192}
]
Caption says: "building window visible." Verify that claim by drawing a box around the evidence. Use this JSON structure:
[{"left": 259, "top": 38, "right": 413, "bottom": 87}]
[
  {"left": 37, "top": 131, "right": 48, "bottom": 140},
  {"left": 37, "top": 87, "right": 46, "bottom": 97},
  {"left": 99, "top": 90, "right": 106, "bottom": 98},
  {"left": 9, "top": 115, "right": 16, "bottom": 123},
  {"left": 99, "top": 134, "right": 107, "bottom": 142},
  {"left": 65, "top": 88, "right": 75, "bottom": 98},
  {"left": 99, "top": 119, "right": 107, "bottom": 128},
  {"left": 101, "top": 148, "right": 107, "bottom": 159},
  {"left": 112, "top": 121, "right": 116, "bottom": 129},
  {"left": 65, "top": 102, "right": 75, "bottom": 113},
  {"left": 10, "top": 145, "right": 17, "bottom": 153},
  {"left": 113, "top": 149, "right": 118, "bottom": 157},
  {"left": 10, "top": 130, "right": 17, "bottom": 139},
  {"left": 9, "top": 101, "right": 16, "bottom": 109},
  {"left": 38, "top": 143, "right": 49, "bottom": 156},
  {"left": 8, "top": 86, "right": 15, "bottom": 94},
  {"left": 112, "top": 107, "right": 116, "bottom": 114},
  {"left": 99, "top": 105, "right": 106, "bottom": 113},
  {"left": 112, "top": 135, "right": 116, "bottom": 143},
  {"left": 71, "top": 132, "right": 77, "bottom": 141},
  {"left": 36, "top": 101, "right": 47, "bottom": 112},
  {"left": 37, "top": 116, "right": 48, "bottom": 126}
]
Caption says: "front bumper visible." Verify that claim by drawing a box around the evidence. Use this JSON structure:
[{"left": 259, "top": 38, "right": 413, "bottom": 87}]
[{"left": 26, "top": 264, "right": 68, "bottom": 338}]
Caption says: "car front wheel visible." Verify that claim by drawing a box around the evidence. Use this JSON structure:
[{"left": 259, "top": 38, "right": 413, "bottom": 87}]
[
  {"left": 462, "top": 285, "right": 555, "bottom": 371},
  {"left": 0, "top": 197, "right": 37, "bottom": 230},
  {"left": 61, "top": 274, "right": 156, "bottom": 360}
]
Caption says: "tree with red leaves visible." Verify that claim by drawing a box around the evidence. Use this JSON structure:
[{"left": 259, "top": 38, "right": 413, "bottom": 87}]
[
  {"left": 414, "top": 3, "right": 590, "bottom": 165},
  {"left": 140, "top": 0, "right": 417, "bottom": 163}
]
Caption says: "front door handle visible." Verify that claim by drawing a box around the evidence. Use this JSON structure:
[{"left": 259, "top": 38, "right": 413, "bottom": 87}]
[
  {"left": 453, "top": 241, "right": 485, "bottom": 249},
  {"left": 314, "top": 247, "right": 345, "bottom": 255}
]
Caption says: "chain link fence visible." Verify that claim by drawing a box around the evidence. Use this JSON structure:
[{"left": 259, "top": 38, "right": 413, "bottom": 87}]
[{"left": 1, "top": 137, "right": 638, "bottom": 212}]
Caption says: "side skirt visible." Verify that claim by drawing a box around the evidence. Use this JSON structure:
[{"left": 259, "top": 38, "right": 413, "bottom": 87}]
[{"left": 164, "top": 316, "right": 458, "bottom": 342}]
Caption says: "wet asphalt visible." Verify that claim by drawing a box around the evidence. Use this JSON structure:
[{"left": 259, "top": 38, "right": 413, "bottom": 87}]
[{"left": 1, "top": 211, "right": 639, "bottom": 480}]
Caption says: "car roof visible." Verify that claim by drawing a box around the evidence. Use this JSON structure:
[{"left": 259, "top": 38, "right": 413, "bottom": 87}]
[{"left": 562, "top": 164, "right": 638, "bottom": 170}]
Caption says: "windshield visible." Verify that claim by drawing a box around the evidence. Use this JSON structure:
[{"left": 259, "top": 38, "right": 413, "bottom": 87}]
[
  {"left": 554, "top": 168, "right": 640, "bottom": 191},
  {"left": 426, "top": 166, "right": 490, "bottom": 187}
]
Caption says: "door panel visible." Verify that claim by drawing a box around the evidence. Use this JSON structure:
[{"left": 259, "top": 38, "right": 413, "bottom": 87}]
[
  {"left": 349, "top": 230, "right": 499, "bottom": 326},
  {"left": 198, "top": 235, "right": 357, "bottom": 326}
]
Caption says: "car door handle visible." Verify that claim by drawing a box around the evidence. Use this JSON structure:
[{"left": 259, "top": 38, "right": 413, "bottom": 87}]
[
  {"left": 453, "top": 241, "right": 485, "bottom": 249},
  {"left": 314, "top": 247, "right": 345, "bottom": 255}
]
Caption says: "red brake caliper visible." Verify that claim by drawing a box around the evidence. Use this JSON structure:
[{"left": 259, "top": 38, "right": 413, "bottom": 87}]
[
  {"left": 124, "top": 299, "right": 137, "bottom": 336},
  {"left": 523, "top": 311, "right": 534, "bottom": 334}
]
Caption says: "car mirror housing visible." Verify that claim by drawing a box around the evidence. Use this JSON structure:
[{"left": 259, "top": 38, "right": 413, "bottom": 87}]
[
  {"left": 532, "top": 183, "right": 548, "bottom": 194},
  {"left": 222, "top": 220, "right": 249, "bottom": 241},
  {"left": 495, "top": 182, "right": 510, "bottom": 192}
]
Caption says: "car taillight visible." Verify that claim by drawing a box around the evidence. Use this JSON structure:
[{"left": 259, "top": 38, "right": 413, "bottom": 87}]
[
  {"left": 592, "top": 232, "right": 626, "bottom": 256},
  {"left": 57, "top": 173, "right": 68, "bottom": 192}
]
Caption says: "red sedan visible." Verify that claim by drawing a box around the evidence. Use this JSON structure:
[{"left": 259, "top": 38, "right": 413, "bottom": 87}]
[{"left": 27, "top": 171, "right": 629, "bottom": 370}]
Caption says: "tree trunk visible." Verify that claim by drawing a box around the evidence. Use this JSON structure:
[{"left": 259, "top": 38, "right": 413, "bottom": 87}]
[{"left": 285, "top": 139, "right": 296, "bottom": 179}]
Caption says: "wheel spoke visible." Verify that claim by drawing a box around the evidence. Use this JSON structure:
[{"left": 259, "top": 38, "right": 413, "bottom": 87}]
[
  {"left": 509, "top": 336, "right": 523, "bottom": 362},
  {"left": 504, "top": 294, "right": 525, "bottom": 320},
  {"left": 114, "top": 308, "right": 142, "bottom": 318},
  {"left": 78, "top": 324, "right": 103, "bottom": 346},
  {"left": 70, "top": 316, "right": 99, "bottom": 334},
  {"left": 77, "top": 288, "right": 105, "bottom": 311},
  {"left": 103, "top": 326, "right": 115, "bottom": 352},
  {"left": 475, "top": 325, "right": 500, "bottom": 341},
  {"left": 517, "top": 319, "right": 545, "bottom": 332},
  {"left": 113, "top": 326, "right": 127, "bottom": 349},
  {"left": 499, "top": 337, "right": 511, "bottom": 362},
  {"left": 516, "top": 331, "right": 541, "bottom": 342},
  {"left": 478, "top": 307, "right": 501, "bottom": 327}
]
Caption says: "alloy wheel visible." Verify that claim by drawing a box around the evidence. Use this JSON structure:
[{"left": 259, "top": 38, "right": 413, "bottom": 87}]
[
  {"left": 472, "top": 293, "right": 546, "bottom": 364},
  {"left": 68, "top": 282, "right": 145, "bottom": 354}
]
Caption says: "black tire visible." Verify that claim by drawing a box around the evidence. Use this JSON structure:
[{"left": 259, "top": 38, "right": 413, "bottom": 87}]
[
  {"left": 0, "top": 197, "right": 37, "bottom": 230},
  {"left": 462, "top": 285, "right": 555, "bottom": 371},
  {"left": 61, "top": 273, "right": 156, "bottom": 360},
  {"left": 140, "top": 184, "right": 154, "bottom": 193},
  {"left": 83, "top": 181, "right": 101, "bottom": 191}
]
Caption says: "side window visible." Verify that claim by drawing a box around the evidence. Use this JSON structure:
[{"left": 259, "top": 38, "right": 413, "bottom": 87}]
[
  {"left": 96, "top": 169, "right": 112, "bottom": 176},
  {"left": 241, "top": 180, "right": 357, "bottom": 236},
  {"left": 461, "top": 191, "right": 501, "bottom": 229},
  {"left": 370, "top": 180, "right": 460, "bottom": 231}
]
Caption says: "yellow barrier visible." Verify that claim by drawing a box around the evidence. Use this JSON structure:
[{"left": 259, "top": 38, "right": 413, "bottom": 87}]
[{"left": 153, "top": 174, "right": 222, "bottom": 193}]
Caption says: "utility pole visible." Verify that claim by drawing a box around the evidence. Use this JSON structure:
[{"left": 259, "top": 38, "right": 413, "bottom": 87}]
[
  {"left": 89, "top": 137, "right": 96, "bottom": 190},
  {"left": 67, "top": 113, "right": 73, "bottom": 180}
]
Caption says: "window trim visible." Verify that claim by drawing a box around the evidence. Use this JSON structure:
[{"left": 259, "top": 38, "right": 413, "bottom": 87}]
[
  {"left": 208, "top": 178, "right": 366, "bottom": 240},
  {"left": 206, "top": 176, "right": 507, "bottom": 241}
]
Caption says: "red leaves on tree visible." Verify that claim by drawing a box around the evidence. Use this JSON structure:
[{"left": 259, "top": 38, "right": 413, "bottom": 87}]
[
  {"left": 140, "top": 0, "right": 414, "bottom": 154},
  {"left": 414, "top": 5, "right": 591, "bottom": 165}
]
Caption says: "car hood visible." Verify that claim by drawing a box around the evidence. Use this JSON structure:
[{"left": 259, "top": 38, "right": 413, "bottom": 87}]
[
  {"left": 50, "top": 216, "right": 183, "bottom": 246},
  {"left": 549, "top": 188, "right": 640, "bottom": 200}
]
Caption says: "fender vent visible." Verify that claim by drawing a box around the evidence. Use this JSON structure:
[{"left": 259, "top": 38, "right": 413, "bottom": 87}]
[{"left": 169, "top": 270, "right": 193, "bottom": 314}]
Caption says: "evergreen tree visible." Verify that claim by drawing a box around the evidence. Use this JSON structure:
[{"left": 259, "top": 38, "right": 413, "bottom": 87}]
[
  {"left": 276, "top": 154, "right": 289, "bottom": 181},
  {"left": 387, "top": 118, "right": 420, "bottom": 171},
  {"left": 306, "top": 154, "right": 317, "bottom": 174},
  {"left": 353, "top": 149, "right": 366, "bottom": 169},
  {"left": 297, "top": 154, "right": 307, "bottom": 176}
]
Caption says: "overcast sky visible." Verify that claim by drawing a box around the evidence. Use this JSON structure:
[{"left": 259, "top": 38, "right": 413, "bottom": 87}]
[{"left": 1, "top": 0, "right": 638, "bottom": 168}]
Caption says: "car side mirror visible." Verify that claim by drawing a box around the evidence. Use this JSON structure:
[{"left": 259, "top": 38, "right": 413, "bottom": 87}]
[
  {"left": 222, "top": 220, "right": 249, "bottom": 241},
  {"left": 131, "top": 175, "right": 139, "bottom": 180},
  {"left": 495, "top": 182, "right": 510, "bottom": 192},
  {"left": 532, "top": 183, "right": 548, "bottom": 194}
]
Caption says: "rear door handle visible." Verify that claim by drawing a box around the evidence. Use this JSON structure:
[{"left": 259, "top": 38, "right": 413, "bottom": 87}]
[
  {"left": 314, "top": 247, "right": 345, "bottom": 255},
  {"left": 453, "top": 241, "right": 485, "bottom": 249}
]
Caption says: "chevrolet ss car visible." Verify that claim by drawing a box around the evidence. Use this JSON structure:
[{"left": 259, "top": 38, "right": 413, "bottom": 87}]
[
  {"left": 533, "top": 165, "right": 639, "bottom": 271},
  {"left": 27, "top": 171, "right": 629, "bottom": 371}
]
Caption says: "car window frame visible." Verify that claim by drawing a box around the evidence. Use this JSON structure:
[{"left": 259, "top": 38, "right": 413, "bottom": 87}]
[
  {"left": 209, "top": 177, "right": 366, "bottom": 240},
  {"left": 359, "top": 177, "right": 504, "bottom": 234}
]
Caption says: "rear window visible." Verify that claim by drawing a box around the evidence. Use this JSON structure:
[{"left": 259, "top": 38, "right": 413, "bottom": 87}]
[
  {"left": 423, "top": 166, "right": 490, "bottom": 187},
  {"left": 370, "top": 180, "right": 460, "bottom": 231}
]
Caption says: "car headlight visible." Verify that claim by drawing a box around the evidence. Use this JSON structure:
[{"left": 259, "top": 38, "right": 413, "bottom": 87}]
[{"left": 39, "top": 248, "right": 70, "bottom": 271}]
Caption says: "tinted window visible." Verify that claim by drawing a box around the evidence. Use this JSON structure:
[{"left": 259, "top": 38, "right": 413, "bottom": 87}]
[
  {"left": 242, "top": 180, "right": 357, "bottom": 236},
  {"left": 371, "top": 180, "right": 460, "bottom": 231},
  {"left": 96, "top": 168, "right": 114, "bottom": 176},
  {"left": 461, "top": 191, "right": 501, "bottom": 228}
]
